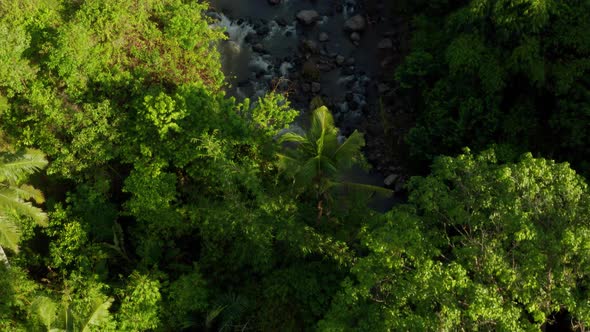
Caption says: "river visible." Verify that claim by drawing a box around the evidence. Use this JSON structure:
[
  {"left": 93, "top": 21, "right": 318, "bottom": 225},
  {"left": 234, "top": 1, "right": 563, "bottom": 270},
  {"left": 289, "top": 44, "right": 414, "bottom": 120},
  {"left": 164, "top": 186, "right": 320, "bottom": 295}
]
[{"left": 207, "top": 0, "right": 402, "bottom": 211}]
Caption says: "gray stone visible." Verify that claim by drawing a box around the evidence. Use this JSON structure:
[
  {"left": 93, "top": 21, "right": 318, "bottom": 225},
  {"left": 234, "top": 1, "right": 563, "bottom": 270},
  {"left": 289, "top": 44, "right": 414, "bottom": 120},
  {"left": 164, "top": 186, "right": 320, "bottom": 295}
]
[
  {"left": 378, "top": 38, "right": 393, "bottom": 49},
  {"left": 384, "top": 174, "right": 399, "bottom": 186},
  {"left": 344, "top": 14, "right": 366, "bottom": 32},
  {"left": 377, "top": 83, "right": 390, "bottom": 94},
  {"left": 336, "top": 55, "right": 345, "bottom": 65},
  {"left": 311, "top": 82, "right": 321, "bottom": 93},
  {"left": 296, "top": 10, "right": 320, "bottom": 25},
  {"left": 394, "top": 179, "right": 405, "bottom": 192},
  {"left": 381, "top": 56, "right": 394, "bottom": 68},
  {"left": 318, "top": 32, "right": 329, "bottom": 42},
  {"left": 252, "top": 43, "right": 266, "bottom": 53},
  {"left": 350, "top": 32, "right": 361, "bottom": 42},
  {"left": 302, "top": 39, "right": 319, "bottom": 53}
]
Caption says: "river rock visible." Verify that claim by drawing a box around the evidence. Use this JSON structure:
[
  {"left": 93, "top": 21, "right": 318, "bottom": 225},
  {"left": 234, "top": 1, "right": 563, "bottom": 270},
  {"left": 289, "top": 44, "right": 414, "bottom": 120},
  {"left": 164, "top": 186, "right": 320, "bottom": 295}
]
[
  {"left": 296, "top": 10, "right": 320, "bottom": 25},
  {"left": 378, "top": 38, "right": 393, "bottom": 49},
  {"left": 384, "top": 174, "right": 399, "bottom": 186},
  {"left": 318, "top": 63, "right": 332, "bottom": 72},
  {"left": 275, "top": 18, "right": 287, "bottom": 27},
  {"left": 302, "top": 60, "right": 320, "bottom": 80},
  {"left": 302, "top": 39, "right": 319, "bottom": 53},
  {"left": 381, "top": 56, "right": 394, "bottom": 68},
  {"left": 335, "top": 55, "right": 345, "bottom": 65},
  {"left": 342, "top": 66, "right": 355, "bottom": 75},
  {"left": 350, "top": 32, "right": 361, "bottom": 42},
  {"left": 311, "top": 82, "right": 321, "bottom": 93},
  {"left": 344, "top": 14, "right": 366, "bottom": 32},
  {"left": 394, "top": 179, "right": 405, "bottom": 192},
  {"left": 378, "top": 83, "right": 390, "bottom": 94},
  {"left": 252, "top": 43, "right": 266, "bottom": 53},
  {"left": 318, "top": 32, "right": 329, "bottom": 42},
  {"left": 226, "top": 41, "right": 241, "bottom": 54},
  {"left": 383, "top": 30, "right": 398, "bottom": 38}
]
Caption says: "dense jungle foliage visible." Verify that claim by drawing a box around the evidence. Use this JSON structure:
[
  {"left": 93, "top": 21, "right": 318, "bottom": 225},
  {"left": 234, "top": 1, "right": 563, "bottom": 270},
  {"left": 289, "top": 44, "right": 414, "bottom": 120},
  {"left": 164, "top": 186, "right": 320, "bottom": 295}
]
[{"left": 0, "top": 0, "right": 589, "bottom": 331}]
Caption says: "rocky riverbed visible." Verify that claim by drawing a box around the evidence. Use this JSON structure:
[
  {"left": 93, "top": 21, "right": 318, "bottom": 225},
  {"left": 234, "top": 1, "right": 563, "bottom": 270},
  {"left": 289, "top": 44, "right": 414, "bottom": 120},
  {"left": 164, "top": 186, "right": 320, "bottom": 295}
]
[{"left": 208, "top": 0, "right": 409, "bottom": 203}]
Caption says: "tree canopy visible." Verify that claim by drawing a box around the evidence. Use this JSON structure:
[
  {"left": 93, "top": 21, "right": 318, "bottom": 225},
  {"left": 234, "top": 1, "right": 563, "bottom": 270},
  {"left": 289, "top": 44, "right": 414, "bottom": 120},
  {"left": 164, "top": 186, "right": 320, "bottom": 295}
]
[
  {"left": 0, "top": 0, "right": 589, "bottom": 331},
  {"left": 395, "top": 0, "right": 590, "bottom": 174}
]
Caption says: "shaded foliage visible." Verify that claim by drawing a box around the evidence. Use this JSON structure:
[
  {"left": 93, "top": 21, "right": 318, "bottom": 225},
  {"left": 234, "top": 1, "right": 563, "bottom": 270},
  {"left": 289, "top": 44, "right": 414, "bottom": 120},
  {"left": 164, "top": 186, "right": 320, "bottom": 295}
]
[{"left": 396, "top": 0, "right": 590, "bottom": 174}]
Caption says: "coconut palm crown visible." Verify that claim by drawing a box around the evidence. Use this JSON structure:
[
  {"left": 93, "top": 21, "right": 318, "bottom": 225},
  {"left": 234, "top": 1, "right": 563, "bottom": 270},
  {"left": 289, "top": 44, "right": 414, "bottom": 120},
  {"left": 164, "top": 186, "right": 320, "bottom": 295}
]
[{"left": 277, "top": 106, "right": 391, "bottom": 220}]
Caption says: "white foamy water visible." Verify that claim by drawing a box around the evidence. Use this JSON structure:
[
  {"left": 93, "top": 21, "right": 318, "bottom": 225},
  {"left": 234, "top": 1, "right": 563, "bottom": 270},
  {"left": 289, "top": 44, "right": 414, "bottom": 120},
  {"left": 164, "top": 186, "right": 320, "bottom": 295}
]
[
  {"left": 249, "top": 53, "right": 273, "bottom": 72},
  {"left": 279, "top": 62, "right": 293, "bottom": 77},
  {"left": 212, "top": 13, "right": 255, "bottom": 47}
]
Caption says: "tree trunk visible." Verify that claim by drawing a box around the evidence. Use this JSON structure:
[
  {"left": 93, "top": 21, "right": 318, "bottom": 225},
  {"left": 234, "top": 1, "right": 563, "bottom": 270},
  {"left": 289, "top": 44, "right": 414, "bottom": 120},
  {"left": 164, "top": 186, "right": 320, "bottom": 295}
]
[
  {"left": 0, "top": 244, "right": 10, "bottom": 268},
  {"left": 316, "top": 199, "right": 324, "bottom": 225}
]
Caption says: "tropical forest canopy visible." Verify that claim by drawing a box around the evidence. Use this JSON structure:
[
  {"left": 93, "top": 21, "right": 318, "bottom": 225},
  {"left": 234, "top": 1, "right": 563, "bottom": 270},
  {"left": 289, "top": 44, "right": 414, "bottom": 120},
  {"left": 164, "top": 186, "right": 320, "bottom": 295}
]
[{"left": 0, "top": 0, "right": 589, "bottom": 331}]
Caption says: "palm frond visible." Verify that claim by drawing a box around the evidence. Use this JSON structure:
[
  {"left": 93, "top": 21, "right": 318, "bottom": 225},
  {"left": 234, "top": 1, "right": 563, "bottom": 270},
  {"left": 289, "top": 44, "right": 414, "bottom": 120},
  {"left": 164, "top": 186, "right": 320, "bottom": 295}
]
[
  {"left": 0, "top": 149, "right": 48, "bottom": 184},
  {"left": 310, "top": 106, "right": 337, "bottom": 144},
  {"left": 277, "top": 107, "right": 388, "bottom": 203},
  {"left": 318, "top": 155, "right": 339, "bottom": 178},
  {"left": 0, "top": 216, "right": 21, "bottom": 252},
  {"left": 31, "top": 296, "right": 58, "bottom": 330},
  {"left": 12, "top": 184, "right": 45, "bottom": 204},
  {"left": 294, "top": 156, "right": 321, "bottom": 188},
  {"left": 204, "top": 305, "right": 227, "bottom": 329},
  {"left": 0, "top": 188, "right": 47, "bottom": 226},
  {"left": 332, "top": 130, "right": 365, "bottom": 169},
  {"left": 327, "top": 180, "right": 393, "bottom": 197},
  {"left": 276, "top": 153, "right": 301, "bottom": 174},
  {"left": 278, "top": 132, "right": 307, "bottom": 144},
  {"left": 81, "top": 297, "right": 113, "bottom": 332}
]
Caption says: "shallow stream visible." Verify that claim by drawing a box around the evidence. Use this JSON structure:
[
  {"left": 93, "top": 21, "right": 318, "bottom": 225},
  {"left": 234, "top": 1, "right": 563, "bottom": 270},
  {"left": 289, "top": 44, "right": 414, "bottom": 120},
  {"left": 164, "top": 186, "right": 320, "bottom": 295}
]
[{"left": 207, "top": 0, "right": 399, "bottom": 211}]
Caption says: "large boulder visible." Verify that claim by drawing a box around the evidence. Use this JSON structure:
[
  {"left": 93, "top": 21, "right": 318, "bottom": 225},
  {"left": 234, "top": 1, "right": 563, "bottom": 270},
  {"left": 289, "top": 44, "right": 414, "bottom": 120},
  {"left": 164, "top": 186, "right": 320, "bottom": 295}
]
[
  {"left": 296, "top": 10, "right": 320, "bottom": 25},
  {"left": 344, "top": 14, "right": 366, "bottom": 31}
]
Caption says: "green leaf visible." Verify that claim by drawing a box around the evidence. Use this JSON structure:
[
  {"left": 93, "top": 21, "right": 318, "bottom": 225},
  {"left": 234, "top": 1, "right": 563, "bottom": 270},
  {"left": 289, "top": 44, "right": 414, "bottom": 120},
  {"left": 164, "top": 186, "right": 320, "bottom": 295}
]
[
  {"left": 81, "top": 297, "right": 113, "bottom": 332},
  {"left": 31, "top": 296, "right": 58, "bottom": 330},
  {"left": 0, "top": 216, "right": 20, "bottom": 252},
  {"left": 0, "top": 149, "right": 47, "bottom": 184}
]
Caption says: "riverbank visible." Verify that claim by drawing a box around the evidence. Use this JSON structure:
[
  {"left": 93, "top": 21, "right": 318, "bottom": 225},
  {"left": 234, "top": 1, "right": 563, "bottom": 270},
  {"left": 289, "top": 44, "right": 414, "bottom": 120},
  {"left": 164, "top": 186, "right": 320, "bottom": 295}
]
[{"left": 209, "top": 0, "right": 411, "bottom": 196}]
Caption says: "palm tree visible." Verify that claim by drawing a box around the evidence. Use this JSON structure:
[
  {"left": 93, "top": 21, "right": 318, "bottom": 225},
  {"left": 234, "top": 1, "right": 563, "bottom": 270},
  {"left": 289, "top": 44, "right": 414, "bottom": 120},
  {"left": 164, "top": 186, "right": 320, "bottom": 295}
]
[
  {"left": 0, "top": 148, "right": 48, "bottom": 267},
  {"left": 32, "top": 294, "right": 114, "bottom": 332},
  {"left": 277, "top": 106, "right": 391, "bottom": 222}
]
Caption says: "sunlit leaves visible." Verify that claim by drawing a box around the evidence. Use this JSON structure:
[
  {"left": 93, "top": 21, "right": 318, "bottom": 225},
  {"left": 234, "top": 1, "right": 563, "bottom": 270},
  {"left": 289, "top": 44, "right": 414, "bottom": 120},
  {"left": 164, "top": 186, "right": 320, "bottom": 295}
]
[
  {"left": 117, "top": 272, "right": 162, "bottom": 331},
  {"left": 322, "top": 150, "right": 590, "bottom": 330}
]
